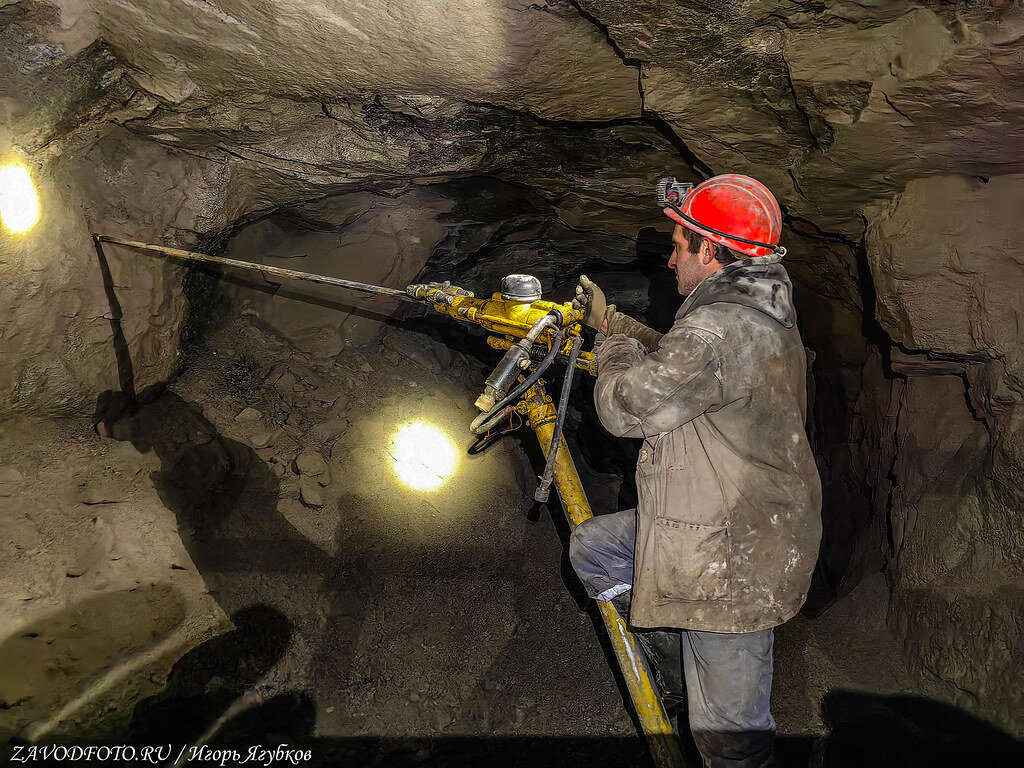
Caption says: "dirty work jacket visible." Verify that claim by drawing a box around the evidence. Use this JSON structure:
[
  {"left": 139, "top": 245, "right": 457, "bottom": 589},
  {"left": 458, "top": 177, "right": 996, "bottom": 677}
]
[{"left": 594, "top": 256, "right": 822, "bottom": 633}]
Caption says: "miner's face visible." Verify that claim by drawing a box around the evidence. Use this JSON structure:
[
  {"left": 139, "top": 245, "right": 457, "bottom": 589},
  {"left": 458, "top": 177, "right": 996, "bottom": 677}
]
[{"left": 667, "top": 224, "right": 708, "bottom": 295}]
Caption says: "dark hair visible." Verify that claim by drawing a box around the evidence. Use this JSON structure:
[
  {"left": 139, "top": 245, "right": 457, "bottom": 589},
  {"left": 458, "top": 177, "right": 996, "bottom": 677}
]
[{"left": 685, "top": 228, "right": 740, "bottom": 265}]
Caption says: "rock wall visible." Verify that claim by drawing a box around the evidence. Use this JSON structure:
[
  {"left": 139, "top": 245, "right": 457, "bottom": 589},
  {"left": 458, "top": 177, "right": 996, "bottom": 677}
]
[
  {"left": 882, "top": 375, "right": 1019, "bottom": 726},
  {"left": 3, "top": 0, "right": 1024, "bottom": 735},
  {"left": 866, "top": 174, "right": 1024, "bottom": 731},
  {"left": 584, "top": 1, "right": 1024, "bottom": 235},
  {"left": 0, "top": 128, "right": 227, "bottom": 416},
  {"left": 0, "top": 0, "right": 661, "bottom": 417},
  {"left": 0, "top": 174, "right": 116, "bottom": 415}
]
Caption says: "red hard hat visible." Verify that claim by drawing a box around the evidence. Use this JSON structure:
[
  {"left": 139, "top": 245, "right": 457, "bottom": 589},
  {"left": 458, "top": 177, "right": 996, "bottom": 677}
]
[{"left": 657, "top": 174, "right": 784, "bottom": 258}]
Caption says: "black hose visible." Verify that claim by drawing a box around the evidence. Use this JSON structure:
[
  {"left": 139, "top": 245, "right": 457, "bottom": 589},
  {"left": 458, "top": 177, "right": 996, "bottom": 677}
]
[
  {"left": 498, "top": 327, "right": 563, "bottom": 408},
  {"left": 470, "top": 327, "right": 564, "bottom": 434},
  {"left": 468, "top": 422, "right": 516, "bottom": 455},
  {"left": 535, "top": 334, "right": 582, "bottom": 503}
]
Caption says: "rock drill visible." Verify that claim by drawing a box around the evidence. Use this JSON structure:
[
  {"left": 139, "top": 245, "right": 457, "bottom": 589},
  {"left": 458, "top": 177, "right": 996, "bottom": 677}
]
[{"left": 93, "top": 234, "right": 685, "bottom": 768}]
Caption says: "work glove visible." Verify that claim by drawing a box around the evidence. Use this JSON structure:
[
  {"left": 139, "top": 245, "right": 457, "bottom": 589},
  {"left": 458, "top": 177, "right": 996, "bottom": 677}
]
[{"left": 572, "top": 275, "right": 609, "bottom": 333}]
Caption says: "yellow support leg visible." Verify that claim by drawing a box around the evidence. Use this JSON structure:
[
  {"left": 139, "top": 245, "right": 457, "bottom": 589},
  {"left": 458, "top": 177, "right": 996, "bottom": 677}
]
[{"left": 521, "top": 382, "right": 685, "bottom": 768}]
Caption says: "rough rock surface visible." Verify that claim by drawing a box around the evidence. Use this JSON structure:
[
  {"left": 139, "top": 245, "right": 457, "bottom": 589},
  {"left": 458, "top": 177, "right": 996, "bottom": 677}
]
[
  {"left": 0, "top": 128, "right": 217, "bottom": 415},
  {"left": 93, "top": 0, "right": 640, "bottom": 120},
  {"left": 224, "top": 189, "right": 453, "bottom": 358},
  {"left": 585, "top": 1, "right": 1024, "bottom": 235},
  {"left": 0, "top": 0, "right": 669, "bottom": 417},
  {"left": 865, "top": 175, "right": 1024, "bottom": 732},
  {"left": 85, "top": 314, "right": 639, "bottom": 751},
  {"left": 882, "top": 375, "right": 1022, "bottom": 726},
  {"left": 4, "top": 315, "right": 982, "bottom": 764},
  {"left": 3, "top": 0, "right": 1024, "bottom": 743},
  {"left": 0, "top": 418, "right": 229, "bottom": 741}
]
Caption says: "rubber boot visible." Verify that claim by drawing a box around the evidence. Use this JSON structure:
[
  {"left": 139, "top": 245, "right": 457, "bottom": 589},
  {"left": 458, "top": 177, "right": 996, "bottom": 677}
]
[
  {"left": 605, "top": 592, "right": 686, "bottom": 719},
  {"left": 634, "top": 630, "right": 687, "bottom": 719},
  {"left": 609, "top": 590, "right": 632, "bottom": 618},
  {"left": 691, "top": 728, "right": 776, "bottom": 768}
]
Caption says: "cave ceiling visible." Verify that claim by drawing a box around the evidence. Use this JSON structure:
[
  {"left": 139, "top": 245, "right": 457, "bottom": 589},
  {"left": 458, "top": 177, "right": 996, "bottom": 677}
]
[
  {"left": 3, "top": 1, "right": 1017, "bottom": 317},
  {"left": 8, "top": 1, "right": 1020, "bottom": 235}
]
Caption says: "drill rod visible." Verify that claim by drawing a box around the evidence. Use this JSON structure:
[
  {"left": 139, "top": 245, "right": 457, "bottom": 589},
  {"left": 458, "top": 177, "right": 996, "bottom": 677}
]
[{"left": 93, "top": 235, "right": 418, "bottom": 302}]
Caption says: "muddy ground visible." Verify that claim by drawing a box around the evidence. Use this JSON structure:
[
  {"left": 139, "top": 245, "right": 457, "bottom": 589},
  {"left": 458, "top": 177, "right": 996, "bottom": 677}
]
[{"left": 2, "top": 315, "right": 1020, "bottom": 767}]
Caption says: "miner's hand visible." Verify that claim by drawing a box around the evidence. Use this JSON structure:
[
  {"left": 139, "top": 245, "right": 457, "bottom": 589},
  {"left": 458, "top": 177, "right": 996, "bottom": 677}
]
[{"left": 572, "top": 275, "right": 609, "bottom": 334}]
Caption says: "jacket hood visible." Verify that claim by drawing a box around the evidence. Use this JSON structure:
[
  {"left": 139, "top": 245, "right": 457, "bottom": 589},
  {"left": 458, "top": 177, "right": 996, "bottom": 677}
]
[{"left": 676, "top": 255, "right": 796, "bottom": 329}]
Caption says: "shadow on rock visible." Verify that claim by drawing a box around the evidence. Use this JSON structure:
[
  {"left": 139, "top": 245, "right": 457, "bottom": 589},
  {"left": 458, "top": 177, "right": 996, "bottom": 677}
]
[
  {"left": 91, "top": 385, "right": 370, "bottom": 744},
  {"left": 129, "top": 605, "right": 292, "bottom": 746},
  {"left": 215, "top": 691, "right": 319, "bottom": 747},
  {"left": 820, "top": 689, "right": 1024, "bottom": 768},
  {"left": 0, "top": 584, "right": 187, "bottom": 743},
  {"left": 93, "top": 385, "right": 329, "bottom": 614}
]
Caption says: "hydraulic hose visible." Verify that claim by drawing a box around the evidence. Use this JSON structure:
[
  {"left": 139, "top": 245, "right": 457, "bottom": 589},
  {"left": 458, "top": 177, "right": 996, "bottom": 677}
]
[
  {"left": 474, "top": 314, "right": 559, "bottom": 413},
  {"left": 470, "top": 325, "right": 564, "bottom": 434},
  {"left": 488, "top": 326, "right": 563, "bottom": 412},
  {"left": 470, "top": 405, "right": 514, "bottom": 436},
  {"left": 523, "top": 313, "right": 558, "bottom": 344},
  {"left": 534, "top": 334, "right": 582, "bottom": 502}
]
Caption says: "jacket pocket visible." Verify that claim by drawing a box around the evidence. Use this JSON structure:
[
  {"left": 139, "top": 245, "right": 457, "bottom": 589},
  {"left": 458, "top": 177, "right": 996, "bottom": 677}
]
[{"left": 653, "top": 519, "right": 731, "bottom": 603}]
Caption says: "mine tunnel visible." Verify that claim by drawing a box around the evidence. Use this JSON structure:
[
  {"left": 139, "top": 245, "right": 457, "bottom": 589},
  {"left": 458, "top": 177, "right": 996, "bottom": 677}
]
[{"left": 2, "top": 2, "right": 1023, "bottom": 767}]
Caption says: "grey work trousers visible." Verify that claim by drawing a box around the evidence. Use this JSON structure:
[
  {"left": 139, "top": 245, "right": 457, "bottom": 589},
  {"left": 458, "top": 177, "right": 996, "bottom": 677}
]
[{"left": 569, "top": 509, "right": 776, "bottom": 768}]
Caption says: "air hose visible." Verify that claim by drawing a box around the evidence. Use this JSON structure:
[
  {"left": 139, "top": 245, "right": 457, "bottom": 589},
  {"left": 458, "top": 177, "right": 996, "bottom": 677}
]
[
  {"left": 470, "top": 325, "right": 564, "bottom": 435},
  {"left": 534, "top": 333, "right": 582, "bottom": 502},
  {"left": 470, "top": 405, "right": 514, "bottom": 436}
]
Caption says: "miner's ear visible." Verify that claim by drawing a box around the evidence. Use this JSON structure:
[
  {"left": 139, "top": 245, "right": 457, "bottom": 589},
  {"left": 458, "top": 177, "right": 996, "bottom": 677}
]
[{"left": 700, "top": 238, "right": 716, "bottom": 265}]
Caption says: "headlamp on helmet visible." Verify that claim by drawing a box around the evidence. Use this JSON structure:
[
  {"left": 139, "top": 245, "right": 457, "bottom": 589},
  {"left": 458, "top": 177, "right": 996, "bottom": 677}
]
[{"left": 656, "top": 177, "right": 694, "bottom": 209}]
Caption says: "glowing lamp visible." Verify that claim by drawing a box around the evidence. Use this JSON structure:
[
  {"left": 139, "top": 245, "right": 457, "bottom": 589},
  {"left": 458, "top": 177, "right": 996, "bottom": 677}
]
[
  {"left": 389, "top": 422, "right": 456, "bottom": 491},
  {"left": 0, "top": 164, "right": 40, "bottom": 233}
]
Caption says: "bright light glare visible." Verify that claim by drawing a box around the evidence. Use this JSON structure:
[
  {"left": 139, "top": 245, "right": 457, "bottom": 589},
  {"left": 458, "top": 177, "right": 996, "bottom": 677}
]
[
  {"left": 390, "top": 422, "right": 456, "bottom": 491},
  {"left": 0, "top": 164, "right": 40, "bottom": 233}
]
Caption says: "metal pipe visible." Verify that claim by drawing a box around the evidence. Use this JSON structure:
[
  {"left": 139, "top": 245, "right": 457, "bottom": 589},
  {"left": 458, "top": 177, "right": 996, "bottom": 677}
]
[
  {"left": 523, "top": 382, "right": 683, "bottom": 768},
  {"left": 523, "top": 313, "right": 557, "bottom": 343},
  {"left": 93, "top": 235, "right": 418, "bottom": 302}
]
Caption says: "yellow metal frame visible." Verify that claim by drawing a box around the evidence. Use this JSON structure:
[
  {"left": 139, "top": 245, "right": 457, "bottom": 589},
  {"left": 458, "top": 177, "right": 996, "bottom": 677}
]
[
  {"left": 520, "top": 383, "right": 684, "bottom": 768},
  {"left": 409, "top": 284, "right": 597, "bottom": 373}
]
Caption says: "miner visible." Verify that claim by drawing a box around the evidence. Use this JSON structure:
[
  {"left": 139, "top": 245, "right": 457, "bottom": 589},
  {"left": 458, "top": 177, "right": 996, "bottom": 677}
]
[{"left": 569, "top": 174, "right": 822, "bottom": 768}]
